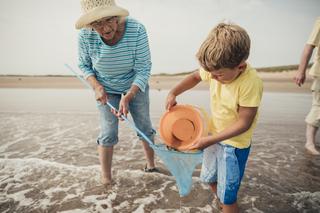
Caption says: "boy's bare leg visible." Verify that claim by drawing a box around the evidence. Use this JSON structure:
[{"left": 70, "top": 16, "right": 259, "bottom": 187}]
[
  {"left": 305, "top": 124, "right": 320, "bottom": 155},
  {"left": 209, "top": 183, "right": 217, "bottom": 193},
  {"left": 210, "top": 183, "right": 240, "bottom": 212},
  {"left": 222, "top": 202, "right": 239, "bottom": 213},
  {"left": 98, "top": 145, "right": 114, "bottom": 184},
  {"left": 209, "top": 183, "right": 223, "bottom": 210},
  {"left": 142, "top": 141, "right": 155, "bottom": 168}
]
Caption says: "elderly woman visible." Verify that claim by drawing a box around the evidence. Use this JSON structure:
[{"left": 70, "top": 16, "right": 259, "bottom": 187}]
[{"left": 76, "top": 0, "right": 157, "bottom": 185}]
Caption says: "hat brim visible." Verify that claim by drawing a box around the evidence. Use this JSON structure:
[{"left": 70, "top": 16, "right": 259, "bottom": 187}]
[
  {"left": 159, "top": 105, "right": 203, "bottom": 150},
  {"left": 75, "top": 5, "right": 129, "bottom": 29}
]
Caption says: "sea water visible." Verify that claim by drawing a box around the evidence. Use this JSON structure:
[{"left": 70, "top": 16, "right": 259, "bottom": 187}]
[{"left": 0, "top": 89, "right": 319, "bottom": 212}]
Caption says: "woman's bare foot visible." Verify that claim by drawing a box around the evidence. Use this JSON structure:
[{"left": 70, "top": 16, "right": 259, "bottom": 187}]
[
  {"left": 101, "top": 176, "right": 113, "bottom": 186},
  {"left": 305, "top": 143, "right": 320, "bottom": 155}
]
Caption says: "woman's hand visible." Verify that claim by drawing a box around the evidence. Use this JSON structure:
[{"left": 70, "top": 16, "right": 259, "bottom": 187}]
[
  {"left": 115, "top": 92, "right": 135, "bottom": 119},
  {"left": 165, "top": 92, "right": 177, "bottom": 110},
  {"left": 94, "top": 85, "right": 108, "bottom": 104}
]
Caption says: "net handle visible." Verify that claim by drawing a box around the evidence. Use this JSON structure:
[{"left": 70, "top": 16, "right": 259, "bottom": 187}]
[{"left": 64, "top": 64, "right": 155, "bottom": 147}]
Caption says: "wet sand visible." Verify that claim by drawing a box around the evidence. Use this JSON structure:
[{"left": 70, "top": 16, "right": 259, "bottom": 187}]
[{"left": 0, "top": 73, "right": 319, "bottom": 212}]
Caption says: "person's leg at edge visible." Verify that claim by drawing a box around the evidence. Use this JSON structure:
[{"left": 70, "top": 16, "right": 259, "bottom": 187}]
[
  {"left": 98, "top": 145, "right": 114, "bottom": 185},
  {"left": 305, "top": 123, "right": 319, "bottom": 155},
  {"left": 305, "top": 84, "right": 320, "bottom": 155}
]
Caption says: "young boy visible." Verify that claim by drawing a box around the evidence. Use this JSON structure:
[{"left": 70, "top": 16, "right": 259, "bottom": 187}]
[
  {"left": 294, "top": 17, "right": 320, "bottom": 155},
  {"left": 165, "top": 23, "right": 263, "bottom": 212}
]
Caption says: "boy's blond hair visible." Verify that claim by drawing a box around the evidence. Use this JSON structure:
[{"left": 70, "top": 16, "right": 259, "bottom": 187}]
[{"left": 197, "top": 23, "right": 250, "bottom": 71}]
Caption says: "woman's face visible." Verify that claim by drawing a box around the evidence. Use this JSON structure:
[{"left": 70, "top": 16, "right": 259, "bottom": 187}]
[{"left": 90, "top": 16, "right": 119, "bottom": 41}]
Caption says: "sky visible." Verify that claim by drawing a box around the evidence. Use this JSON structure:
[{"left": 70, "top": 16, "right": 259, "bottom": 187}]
[{"left": 0, "top": 0, "right": 319, "bottom": 75}]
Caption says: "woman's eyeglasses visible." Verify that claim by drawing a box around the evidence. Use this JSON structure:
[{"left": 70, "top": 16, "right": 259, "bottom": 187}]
[{"left": 90, "top": 16, "right": 118, "bottom": 29}]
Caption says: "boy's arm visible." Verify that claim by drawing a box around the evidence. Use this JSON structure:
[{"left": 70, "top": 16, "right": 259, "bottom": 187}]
[
  {"left": 294, "top": 44, "right": 315, "bottom": 87},
  {"left": 186, "top": 106, "right": 258, "bottom": 150},
  {"left": 166, "top": 70, "right": 202, "bottom": 110}
]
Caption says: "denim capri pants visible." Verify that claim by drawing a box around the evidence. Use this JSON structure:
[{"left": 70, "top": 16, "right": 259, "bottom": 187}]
[{"left": 96, "top": 86, "right": 155, "bottom": 146}]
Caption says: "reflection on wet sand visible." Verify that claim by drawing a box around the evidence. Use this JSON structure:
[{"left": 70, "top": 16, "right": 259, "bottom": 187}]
[{"left": 0, "top": 89, "right": 319, "bottom": 212}]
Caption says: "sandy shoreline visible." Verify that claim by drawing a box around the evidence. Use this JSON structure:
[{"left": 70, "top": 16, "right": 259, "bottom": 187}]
[{"left": 0, "top": 70, "right": 312, "bottom": 93}]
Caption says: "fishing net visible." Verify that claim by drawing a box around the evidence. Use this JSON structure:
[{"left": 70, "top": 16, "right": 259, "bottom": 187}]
[
  {"left": 65, "top": 64, "right": 204, "bottom": 197},
  {"left": 106, "top": 104, "right": 204, "bottom": 197},
  {"left": 152, "top": 144, "right": 203, "bottom": 196}
]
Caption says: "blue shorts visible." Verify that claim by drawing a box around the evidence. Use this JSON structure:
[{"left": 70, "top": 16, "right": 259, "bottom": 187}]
[
  {"left": 200, "top": 143, "right": 250, "bottom": 205},
  {"left": 96, "top": 86, "right": 155, "bottom": 146}
]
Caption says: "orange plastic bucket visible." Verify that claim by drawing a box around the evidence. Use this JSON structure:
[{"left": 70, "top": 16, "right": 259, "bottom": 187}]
[{"left": 159, "top": 105, "right": 210, "bottom": 150}]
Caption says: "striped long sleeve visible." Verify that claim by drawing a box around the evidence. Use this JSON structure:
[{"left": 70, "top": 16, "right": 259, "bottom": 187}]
[
  {"left": 132, "top": 24, "right": 151, "bottom": 92},
  {"left": 78, "top": 17, "right": 152, "bottom": 94}
]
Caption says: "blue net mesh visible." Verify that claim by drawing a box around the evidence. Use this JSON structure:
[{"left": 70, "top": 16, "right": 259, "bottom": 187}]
[{"left": 152, "top": 144, "right": 203, "bottom": 197}]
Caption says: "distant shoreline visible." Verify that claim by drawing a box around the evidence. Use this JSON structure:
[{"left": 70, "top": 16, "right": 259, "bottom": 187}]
[
  {"left": 0, "top": 64, "right": 310, "bottom": 78},
  {"left": 0, "top": 68, "right": 313, "bottom": 93}
]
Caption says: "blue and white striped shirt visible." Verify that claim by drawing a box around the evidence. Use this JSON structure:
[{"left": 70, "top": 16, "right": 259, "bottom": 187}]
[{"left": 78, "top": 17, "right": 152, "bottom": 94}]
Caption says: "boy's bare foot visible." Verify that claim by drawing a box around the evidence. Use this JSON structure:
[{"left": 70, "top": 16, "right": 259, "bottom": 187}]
[
  {"left": 305, "top": 143, "right": 320, "bottom": 155},
  {"left": 212, "top": 195, "right": 223, "bottom": 211}
]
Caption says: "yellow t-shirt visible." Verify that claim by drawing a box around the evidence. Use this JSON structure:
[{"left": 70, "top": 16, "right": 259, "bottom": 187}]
[
  {"left": 308, "top": 17, "right": 320, "bottom": 77},
  {"left": 200, "top": 65, "right": 263, "bottom": 148}
]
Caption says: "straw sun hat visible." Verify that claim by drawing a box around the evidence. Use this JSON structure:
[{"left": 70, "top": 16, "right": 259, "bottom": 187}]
[
  {"left": 159, "top": 105, "right": 209, "bottom": 151},
  {"left": 75, "top": 0, "right": 129, "bottom": 29}
]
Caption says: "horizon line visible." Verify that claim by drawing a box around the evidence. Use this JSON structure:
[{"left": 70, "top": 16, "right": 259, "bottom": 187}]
[{"left": 0, "top": 64, "right": 311, "bottom": 77}]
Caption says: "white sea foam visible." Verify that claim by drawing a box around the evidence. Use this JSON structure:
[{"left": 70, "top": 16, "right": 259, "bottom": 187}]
[
  {"left": 290, "top": 191, "right": 320, "bottom": 211},
  {"left": 58, "top": 210, "right": 89, "bottom": 213},
  {"left": 0, "top": 158, "right": 210, "bottom": 212}
]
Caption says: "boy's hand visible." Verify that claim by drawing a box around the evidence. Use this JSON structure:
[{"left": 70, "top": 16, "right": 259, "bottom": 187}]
[
  {"left": 166, "top": 93, "right": 177, "bottom": 110},
  {"left": 184, "top": 136, "right": 213, "bottom": 150}
]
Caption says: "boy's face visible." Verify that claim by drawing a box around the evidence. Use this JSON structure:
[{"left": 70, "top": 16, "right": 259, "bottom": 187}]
[{"left": 208, "top": 63, "right": 247, "bottom": 84}]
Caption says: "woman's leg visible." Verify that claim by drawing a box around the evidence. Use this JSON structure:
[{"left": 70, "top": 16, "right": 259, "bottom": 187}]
[
  {"left": 141, "top": 140, "right": 155, "bottom": 169},
  {"left": 128, "top": 86, "right": 156, "bottom": 169},
  {"left": 96, "top": 94, "right": 121, "bottom": 184},
  {"left": 98, "top": 145, "right": 114, "bottom": 184}
]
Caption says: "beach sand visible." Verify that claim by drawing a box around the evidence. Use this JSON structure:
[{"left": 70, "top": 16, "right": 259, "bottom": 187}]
[
  {"left": 0, "top": 71, "right": 319, "bottom": 212},
  {"left": 0, "top": 70, "right": 313, "bottom": 93}
]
